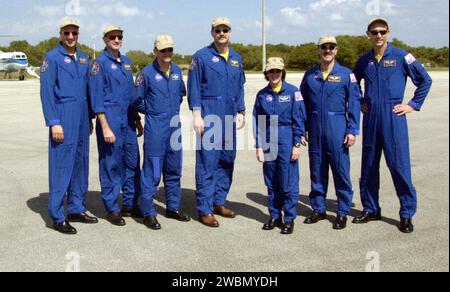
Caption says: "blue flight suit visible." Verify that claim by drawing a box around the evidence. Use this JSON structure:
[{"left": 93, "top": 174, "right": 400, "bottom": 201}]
[
  {"left": 89, "top": 50, "right": 140, "bottom": 214},
  {"left": 134, "top": 60, "right": 186, "bottom": 217},
  {"left": 253, "top": 82, "right": 306, "bottom": 222},
  {"left": 300, "top": 62, "right": 362, "bottom": 217},
  {"left": 354, "top": 44, "right": 432, "bottom": 219},
  {"left": 187, "top": 44, "right": 246, "bottom": 216},
  {"left": 40, "top": 43, "right": 91, "bottom": 223}
]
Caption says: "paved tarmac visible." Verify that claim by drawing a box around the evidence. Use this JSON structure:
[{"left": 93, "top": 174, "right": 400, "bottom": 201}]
[{"left": 0, "top": 72, "right": 448, "bottom": 272}]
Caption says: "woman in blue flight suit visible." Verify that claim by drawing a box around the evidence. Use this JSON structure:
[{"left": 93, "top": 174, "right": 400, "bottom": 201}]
[{"left": 253, "top": 57, "right": 306, "bottom": 235}]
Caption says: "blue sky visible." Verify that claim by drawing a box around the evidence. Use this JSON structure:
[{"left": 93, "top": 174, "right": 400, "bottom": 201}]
[{"left": 0, "top": 0, "right": 448, "bottom": 55}]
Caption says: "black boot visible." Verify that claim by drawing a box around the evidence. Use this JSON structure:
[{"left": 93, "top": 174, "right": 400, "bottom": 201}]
[
  {"left": 399, "top": 218, "right": 414, "bottom": 234},
  {"left": 144, "top": 216, "right": 162, "bottom": 230},
  {"left": 281, "top": 221, "right": 295, "bottom": 235},
  {"left": 53, "top": 221, "right": 77, "bottom": 235},
  {"left": 262, "top": 218, "right": 283, "bottom": 230}
]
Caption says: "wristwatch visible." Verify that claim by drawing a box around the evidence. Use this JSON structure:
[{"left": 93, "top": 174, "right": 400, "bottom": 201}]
[{"left": 294, "top": 143, "right": 301, "bottom": 148}]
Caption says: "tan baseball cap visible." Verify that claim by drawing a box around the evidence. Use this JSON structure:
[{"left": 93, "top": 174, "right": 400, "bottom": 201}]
[
  {"left": 60, "top": 18, "right": 80, "bottom": 29},
  {"left": 103, "top": 25, "right": 123, "bottom": 36},
  {"left": 318, "top": 36, "right": 338, "bottom": 46},
  {"left": 367, "top": 18, "right": 389, "bottom": 31},
  {"left": 212, "top": 17, "right": 231, "bottom": 29},
  {"left": 155, "top": 35, "right": 174, "bottom": 51},
  {"left": 265, "top": 57, "right": 285, "bottom": 72}
]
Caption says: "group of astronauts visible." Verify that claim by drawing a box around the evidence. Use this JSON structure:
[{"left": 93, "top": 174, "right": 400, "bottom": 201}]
[{"left": 40, "top": 16, "right": 432, "bottom": 236}]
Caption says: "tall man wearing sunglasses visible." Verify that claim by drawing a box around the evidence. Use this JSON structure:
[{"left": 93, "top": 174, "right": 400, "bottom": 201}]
[
  {"left": 134, "top": 35, "right": 191, "bottom": 230},
  {"left": 90, "top": 25, "right": 143, "bottom": 226},
  {"left": 300, "top": 36, "right": 361, "bottom": 230},
  {"left": 353, "top": 19, "right": 432, "bottom": 233},
  {"left": 188, "top": 17, "right": 246, "bottom": 227},
  {"left": 40, "top": 18, "right": 98, "bottom": 235}
]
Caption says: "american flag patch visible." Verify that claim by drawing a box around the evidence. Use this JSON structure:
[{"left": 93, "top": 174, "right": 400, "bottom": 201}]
[
  {"left": 405, "top": 53, "right": 416, "bottom": 65},
  {"left": 295, "top": 91, "right": 303, "bottom": 101}
]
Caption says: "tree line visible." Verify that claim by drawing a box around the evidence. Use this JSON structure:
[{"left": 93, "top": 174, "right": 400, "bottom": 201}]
[{"left": 1, "top": 35, "right": 448, "bottom": 73}]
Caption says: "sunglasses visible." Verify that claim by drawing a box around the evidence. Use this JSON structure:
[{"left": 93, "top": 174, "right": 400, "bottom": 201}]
[
  {"left": 268, "top": 69, "right": 282, "bottom": 74},
  {"left": 320, "top": 45, "right": 336, "bottom": 51},
  {"left": 160, "top": 48, "right": 174, "bottom": 53},
  {"left": 215, "top": 29, "right": 230, "bottom": 34},
  {"left": 108, "top": 35, "right": 123, "bottom": 41},
  {"left": 370, "top": 30, "right": 388, "bottom": 36},
  {"left": 63, "top": 31, "right": 79, "bottom": 36}
]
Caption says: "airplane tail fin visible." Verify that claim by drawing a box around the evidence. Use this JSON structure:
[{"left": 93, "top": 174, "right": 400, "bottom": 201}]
[{"left": 26, "top": 67, "right": 40, "bottom": 80}]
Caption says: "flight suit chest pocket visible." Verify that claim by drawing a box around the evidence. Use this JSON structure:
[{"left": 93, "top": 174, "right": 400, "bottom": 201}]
[
  {"left": 259, "top": 95, "right": 275, "bottom": 115},
  {"left": 57, "top": 64, "right": 76, "bottom": 96},
  {"left": 276, "top": 96, "right": 292, "bottom": 116},
  {"left": 364, "top": 63, "right": 377, "bottom": 82},
  {"left": 381, "top": 61, "right": 399, "bottom": 80},
  {"left": 204, "top": 61, "right": 225, "bottom": 84},
  {"left": 108, "top": 64, "right": 125, "bottom": 85}
]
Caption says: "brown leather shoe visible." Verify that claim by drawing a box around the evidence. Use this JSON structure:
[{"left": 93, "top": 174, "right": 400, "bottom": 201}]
[
  {"left": 213, "top": 205, "right": 236, "bottom": 218},
  {"left": 199, "top": 214, "right": 220, "bottom": 228}
]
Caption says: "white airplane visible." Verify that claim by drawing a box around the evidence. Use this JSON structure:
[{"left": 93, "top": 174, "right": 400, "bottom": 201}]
[
  {"left": 0, "top": 36, "right": 40, "bottom": 80},
  {"left": 0, "top": 50, "right": 40, "bottom": 80}
]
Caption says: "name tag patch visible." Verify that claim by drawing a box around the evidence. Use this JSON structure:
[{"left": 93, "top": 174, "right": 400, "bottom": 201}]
[
  {"left": 125, "top": 64, "right": 132, "bottom": 71},
  {"left": 230, "top": 60, "right": 240, "bottom": 67},
  {"left": 279, "top": 95, "right": 291, "bottom": 103},
  {"left": 172, "top": 74, "right": 180, "bottom": 81},
  {"left": 328, "top": 76, "right": 341, "bottom": 83},
  {"left": 79, "top": 58, "right": 88, "bottom": 64},
  {"left": 384, "top": 60, "right": 397, "bottom": 67}
]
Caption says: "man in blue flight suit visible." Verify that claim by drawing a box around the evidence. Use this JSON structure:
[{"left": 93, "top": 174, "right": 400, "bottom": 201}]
[
  {"left": 300, "top": 36, "right": 361, "bottom": 230},
  {"left": 253, "top": 57, "right": 306, "bottom": 235},
  {"left": 89, "top": 25, "right": 142, "bottom": 226},
  {"left": 134, "top": 35, "right": 191, "bottom": 230},
  {"left": 40, "top": 18, "right": 98, "bottom": 235},
  {"left": 188, "top": 17, "right": 246, "bottom": 227},
  {"left": 353, "top": 19, "right": 432, "bottom": 233}
]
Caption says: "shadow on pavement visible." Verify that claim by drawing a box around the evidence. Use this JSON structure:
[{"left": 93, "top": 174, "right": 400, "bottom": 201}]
[{"left": 247, "top": 192, "right": 400, "bottom": 227}]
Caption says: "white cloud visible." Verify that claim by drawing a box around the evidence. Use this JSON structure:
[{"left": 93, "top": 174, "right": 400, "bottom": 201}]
[
  {"left": 280, "top": 7, "right": 306, "bottom": 26},
  {"left": 34, "top": 5, "right": 64, "bottom": 17},
  {"left": 255, "top": 16, "right": 274, "bottom": 29},
  {"left": 113, "top": 2, "right": 140, "bottom": 17}
]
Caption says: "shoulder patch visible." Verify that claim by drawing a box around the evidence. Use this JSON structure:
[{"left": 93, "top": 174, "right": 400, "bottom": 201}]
[
  {"left": 90, "top": 62, "right": 101, "bottom": 76},
  {"left": 350, "top": 73, "right": 357, "bottom": 83},
  {"left": 40, "top": 59, "right": 49, "bottom": 74},
  {"left": 189, "top": 58, "right": 197, "bottom": 71},
  {"left": 405, "top": 53, "right": 416, "bottom": 65},
  {"left": 135, "top": 72, "right": 144, "bottom": 87},
  {"left": 295, "top": 91, "right": 303, "bottom": 102}
]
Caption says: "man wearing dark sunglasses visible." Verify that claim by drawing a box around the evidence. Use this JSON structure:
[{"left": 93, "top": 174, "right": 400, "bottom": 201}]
[
  {"left": 188, "top": 17, "right": 246, "bottom": 227},
  {"left": 134, "top": 35, "right": 190, "bottom": 230},
  {"left": 40, "top": 18, "right": 97, "bottom": 235},
  {"left": 353, "top": 18, "right": 433, "bottom": 233},
  {"left": 89, "top": 25, "right": 143, "bottom": 227},
  {"left": 300, "top": 36, "right": 362, "bottom": 230}
]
